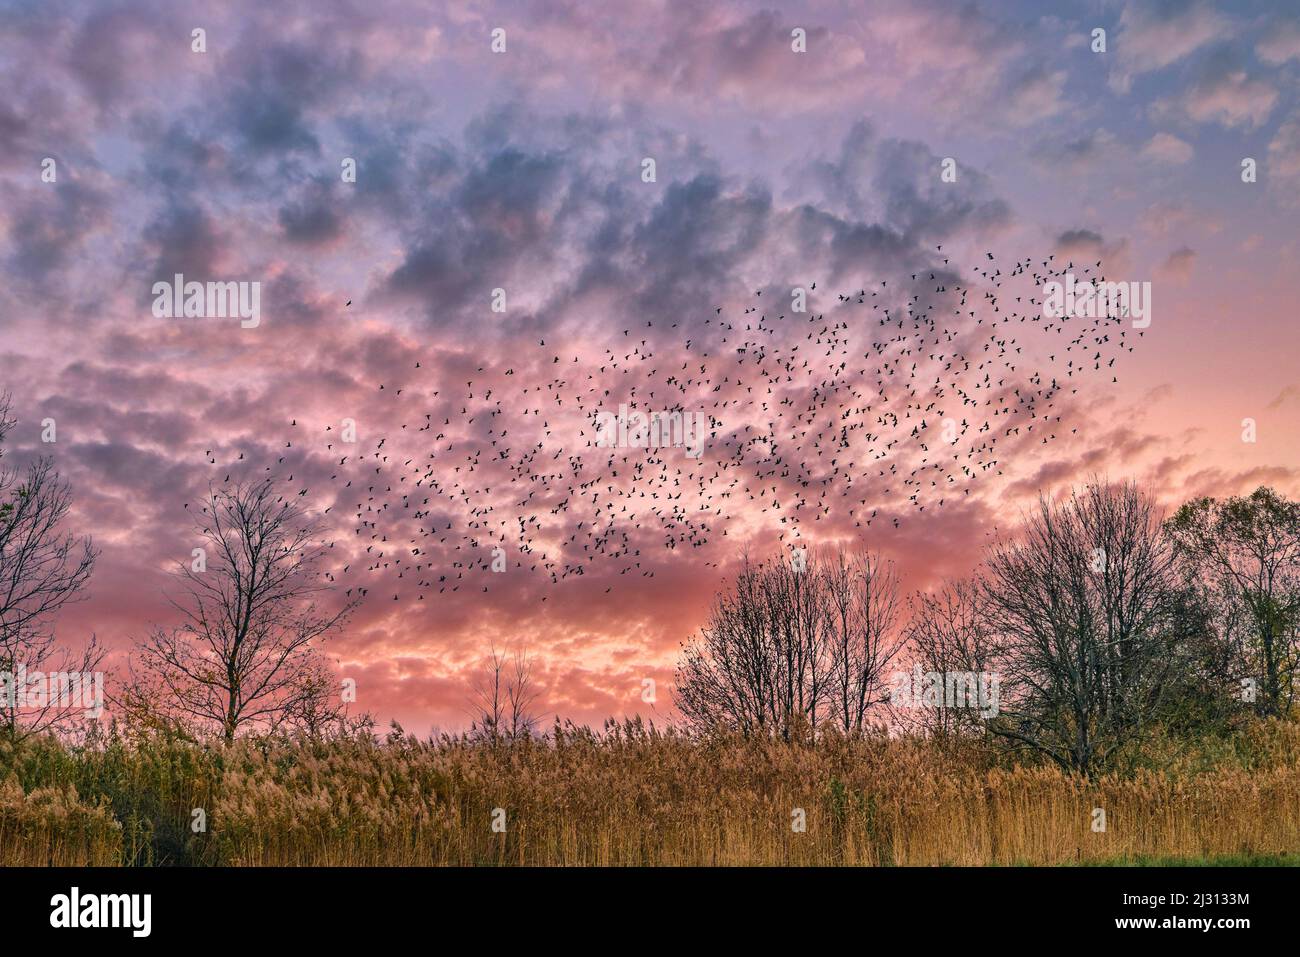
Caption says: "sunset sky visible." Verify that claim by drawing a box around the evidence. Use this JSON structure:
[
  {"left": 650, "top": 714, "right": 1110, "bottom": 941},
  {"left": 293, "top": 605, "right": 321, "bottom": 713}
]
[{"left": 2, "top": 0, "right": 1298, "bottom": 733}]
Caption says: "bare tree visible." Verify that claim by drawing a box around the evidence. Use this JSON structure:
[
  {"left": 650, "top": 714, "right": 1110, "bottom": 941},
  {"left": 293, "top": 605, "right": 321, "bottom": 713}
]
[
  {"left": 825, "top": 549, "right": 904, "bottom": 732},
  {"left": 676, "top": 547, "right": 899, "bottom": 739},
  {"left": 468, "top": 645, "right": 541, "bottom": 742},
  {"left": 506, "top": 649, "right": 541, "bottom": 738},
  {"left": 677, "top": 553, "right": 817, "bottom": 738},
  {"left": 765, "top": 553, "right": 834, "bottom": 734},
  {"left": 982, "top": 481, "right": 1183, "bottom": 775},
  {"left": 905, "top": 578, "right": 998, "bottom": 738},
  {"left": 0, "top": 395, "right": 102, "bottom": 740},
  {"left": 121, "top": 478, "right": 356, "bottom": 742},
  {"left": 1166, "top": 487, "right": 1300, "bottom": 716}
]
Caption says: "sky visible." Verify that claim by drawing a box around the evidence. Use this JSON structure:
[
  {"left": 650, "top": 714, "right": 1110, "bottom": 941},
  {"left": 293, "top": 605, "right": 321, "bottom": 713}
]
[{"left": 1, "top": 0, "right": 1298, "bottom": 734}]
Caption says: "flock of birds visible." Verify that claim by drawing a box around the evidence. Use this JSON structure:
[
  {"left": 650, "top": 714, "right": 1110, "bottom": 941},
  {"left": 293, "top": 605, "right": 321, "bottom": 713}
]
[{"left": 201, "top": 248, "right": 1142, "bottom": 604}]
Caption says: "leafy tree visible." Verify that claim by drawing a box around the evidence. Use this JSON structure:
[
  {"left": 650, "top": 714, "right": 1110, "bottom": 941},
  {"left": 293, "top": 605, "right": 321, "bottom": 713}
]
[{"left": 1167, "top": 487, "right": 1300, "bottom": 716}]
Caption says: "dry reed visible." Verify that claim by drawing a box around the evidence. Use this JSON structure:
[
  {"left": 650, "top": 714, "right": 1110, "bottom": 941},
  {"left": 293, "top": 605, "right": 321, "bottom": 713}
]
[{"left": 2, "top": 718, "right": 1299, "bottom": 866}]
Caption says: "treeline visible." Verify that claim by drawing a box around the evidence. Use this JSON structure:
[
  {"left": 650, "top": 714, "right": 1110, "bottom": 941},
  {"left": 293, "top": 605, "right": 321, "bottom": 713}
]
[
  {"left": 675, "top": 481, "right": 1300, "bottom": 775},
  {"left": 4, "top": 384, "right": 1299, "bottom": 780}
]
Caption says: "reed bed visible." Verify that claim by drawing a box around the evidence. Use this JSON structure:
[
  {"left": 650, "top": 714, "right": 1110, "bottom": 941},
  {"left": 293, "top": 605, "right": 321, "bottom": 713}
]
[{"left": 2, "top": 718, "right": 1299, "bottom": 866}]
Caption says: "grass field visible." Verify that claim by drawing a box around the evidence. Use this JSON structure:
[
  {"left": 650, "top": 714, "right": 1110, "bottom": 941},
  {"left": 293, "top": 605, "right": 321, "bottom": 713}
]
[{"left": 3, "top": 718, "right": 1299, "bottom": 866}]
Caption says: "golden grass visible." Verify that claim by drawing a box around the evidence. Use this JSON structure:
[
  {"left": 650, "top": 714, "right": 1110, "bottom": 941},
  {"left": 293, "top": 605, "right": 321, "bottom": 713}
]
[
  {"left": 0, "top": 775, "right": 121, "bottom": 866},
  {"left": 3, "top": 718, "right": 1300, "bottom": 866}
]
